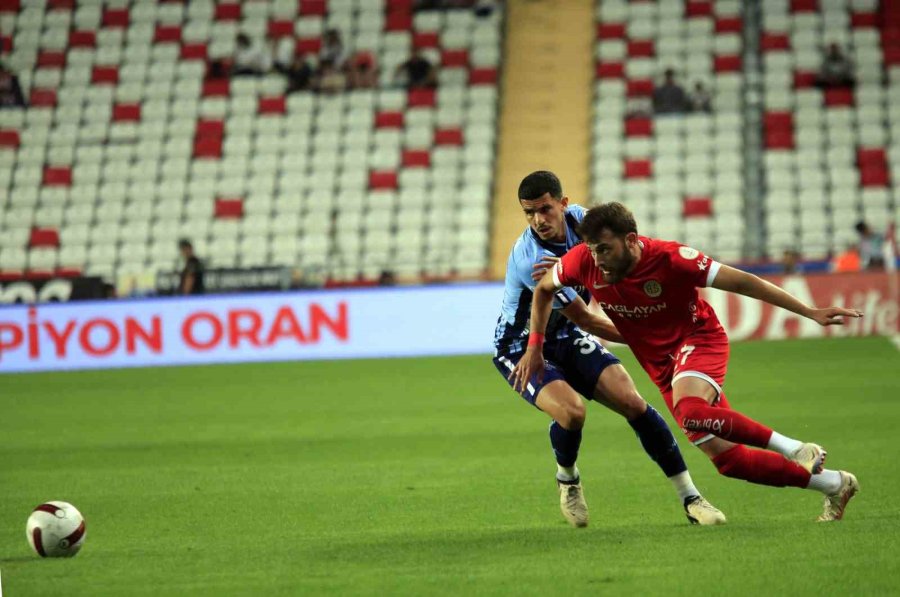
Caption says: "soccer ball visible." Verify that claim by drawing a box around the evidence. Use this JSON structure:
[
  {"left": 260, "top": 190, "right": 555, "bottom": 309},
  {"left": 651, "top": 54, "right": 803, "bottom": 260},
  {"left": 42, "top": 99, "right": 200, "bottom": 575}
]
[{"left": 26, "top": 501, "right": 86, "bottom": 557}]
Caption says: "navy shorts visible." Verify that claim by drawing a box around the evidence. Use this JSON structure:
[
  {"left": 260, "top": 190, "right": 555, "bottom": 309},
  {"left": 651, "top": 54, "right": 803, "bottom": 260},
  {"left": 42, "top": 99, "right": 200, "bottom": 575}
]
[{"left": 493, "top": 332, "right": 621, "bottom": 407}]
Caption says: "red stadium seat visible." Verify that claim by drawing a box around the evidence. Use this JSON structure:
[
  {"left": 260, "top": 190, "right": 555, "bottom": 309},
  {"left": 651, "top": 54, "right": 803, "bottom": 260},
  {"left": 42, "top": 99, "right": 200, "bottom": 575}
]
[
  {"left": 43, "top": 167, "right": 72, "bottom": 187},
  {"left": 596, "top": 23, "right": 626, "bottom": 39},
  {"left": 369, "top": 171, "right": 399, "bottom": 190},
  {"left": 760, "top": 33, "right": 790, "bottom": 51},
  {"left": 37, "top": 50, "right": 66, "bottom": 67},
  {"left": 385, "top": 10, "right": 413, "bottom": 31},
  {"left": 387, "top": 0, "right": 413, "bottom": 9},
  {"left": 596, "top": 62, "right": 625, "bottom": 79},
  {"left": 626, "top": 79, "right": 654, "bottom": 97},
  {"left": 624, "top": 118, "right": 653, "bottom": 137},
  {"left": 47, "top": 0, "right": 74, "bottom": 8},
  {"left": 857, "top": 147, "right": 887, "bottom": 167},
  {"left": 196, "top": 119, "right": 225, "bottom": 139},
  {"left": 268, "top": 20, "right": 294, "bottom": 38},
  {"left": 860, "top": 166, "right": 889, "bottom": 187},
  {"left": 469, "top": 68, "right": 498, "bottom": 85},
  {"left": 68, "top": 30, "right": 96, "bottom": 48},
  {"left": 194, "top": 137, "right": 223, "bottom": 159},
  {"left": 202, "top": 79, "right": 230, "bottom": 97},
  {"left": 215, "top": 199, "right": 244, "bottom": 219},
  {"left": 29, "top": 89, "right": 57, "bottom": 107},
  {"left": 793, "top": 70, "right": 817, "bottom": 88},
  {"left": 883, "top": 47, "right": 900, "bottom": 66},
  {"left": 0, "top": 0, "right": 20, "bottom": 13},
  {"left": 402, "top": 150, "right": 431, "bottom": 168},
  {"left": 627, "top": 40, "right": 654, "bottom": 58},
  {"left": 765, "top": 130, "right": 795, "bottom": 149},
  {"left": 683, "top": 197, "right": 713, "bottom": 217},
  {"left": 413, "top": 32, "right": 440, "bottom": 49},
  {"left": 112, "top": 103, "right": 141, "bottom": 122},
  {"left": 850, "top": 12, "right": 879, "bottom": 28},
  {"left": 435, "top": 128, "right": 463, "bottom": 146},
  {"left": 258, "top": 96, "right": 286, "bottom": 115},
  {"left": 0, "top": 34, "right": 11, "bottom": 53},
  {"left": 29, "top": 228, "right": 61, "bottom": 248},
  {"left": 181, "top": 43, "right": 208, "bottom": 60},
  {"left": 714, "top": 55, "right": 742, "bottom": 73},
  {"left": 215, "top": 3, "right": 241, "bottom": 21},
  {"left": 299, "top": 0, "right": 328, "bottom": 16},
  {"left": 764, "top": 111, "right": 793, "bottom": 131},
  {"left": 295, "top": 37, "right": 322, "bottom": 55},
  {"left": 0, "top": 129, "right": 20, "bottom": 148},
  {"left": 154, "top": 25, "right": 182, "bottom": 43},
  {"left": 55, "top": 267, "right": 83, "bottom": 278},
  {"left": 441, "top": 50, "right": 468, "bottom": 67},
  {"left": 715, "top": 17, "right": 743, "bottom": 33},
  {"left": 375, "top": 111, "right": 404, "bottom": 128},
  {"left": 91, "top": 66, "right": 119, "bottom": 85},
  {"left": 790, "top": 0, "right": 818, "bottom": 12},
  {"left": 102, "top": 8, "right": 129, "bottom": 28},
  {"left": 824, "top": 88, "right": 854, "bottom": 106},
  {"left": 624, "top": 159, "right": 652, "bottom": 179},
  {"left": 408, "top": 88, "right": 436, "bottom": 107},
  {"left": 685, "top": 1, "right": 713, "bottom": 17}
]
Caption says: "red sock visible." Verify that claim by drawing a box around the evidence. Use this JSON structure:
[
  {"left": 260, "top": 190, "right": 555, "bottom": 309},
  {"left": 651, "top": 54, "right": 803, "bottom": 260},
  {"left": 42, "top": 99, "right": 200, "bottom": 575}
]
[
  {"left": 674, "top": 396, "right": 773, "bottom": 448},
  {"left": 712, "top": 445, "right": 811, "bottom": 488}
]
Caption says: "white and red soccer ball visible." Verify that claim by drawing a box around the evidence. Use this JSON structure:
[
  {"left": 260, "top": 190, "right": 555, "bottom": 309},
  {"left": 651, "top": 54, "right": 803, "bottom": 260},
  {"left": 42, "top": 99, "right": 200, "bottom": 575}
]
[{"left": 26, "top": 501, "right": 86, "bottom": 557}]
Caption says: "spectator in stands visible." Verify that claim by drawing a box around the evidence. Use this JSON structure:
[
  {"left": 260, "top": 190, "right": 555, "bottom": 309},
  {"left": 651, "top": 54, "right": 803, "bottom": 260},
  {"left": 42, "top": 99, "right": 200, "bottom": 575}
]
[
  {"left": 178, "top": 239, "right": 205, "bottom": 295},
  {"left": 0, "top": 63, "right": 25, "bottom": 108},
  {"left": 348, "top": 51, "right": 378, "bottom": 89},
  {"left": 273, "top": 37, "right": 295, "bottom": 75},
  {"left": 781, "top": 249, "right": 803, "bottom": 275},
  {"left": 830, "top": 245, "right": 861, "bottom": 273},
  {"left": 653, "top": 69, "right": 690, "bottom": 115},
  {"left": 395, "top": 48, "right": 437, "bottom": 89},
  {"left": 625, "top": 97, "right": 653, "bottom": 119},
  {"left": 690, "top": 81, "right": 712, "bottom": 113},
  {"left": 855, "top": 221, "right": 885, "bottom": 269},
  {"left": 816, "top": 43, "right": 855, "bottom": 89},
  {"left": 285, "top": 55, "right": 315, "bottom": 93},
  {"left": 233, "top": 33, "right": 269, "bottom": 76},
  {"left": 317, "top": 29, "right": 348, "bottom": 93}
]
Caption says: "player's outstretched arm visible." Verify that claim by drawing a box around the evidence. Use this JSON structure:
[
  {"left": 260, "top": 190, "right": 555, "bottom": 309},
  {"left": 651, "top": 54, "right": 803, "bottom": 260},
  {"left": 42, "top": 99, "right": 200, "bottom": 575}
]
[
  {"left": 561, "top": 300, "right": 625, "bottom": 343},
  {"left": 711, "top": 264, "right": 863, "bottom": 326},
  {"left": 509, "top": 271, "right": 557, "bottom": 393}
]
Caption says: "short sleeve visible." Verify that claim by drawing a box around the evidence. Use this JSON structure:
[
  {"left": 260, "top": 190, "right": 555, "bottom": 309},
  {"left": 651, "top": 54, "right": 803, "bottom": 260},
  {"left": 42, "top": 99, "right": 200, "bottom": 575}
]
[
  {"left": 668, "top": 244, "right": 721, "bottom": 287},
  {"left": 513, "top": 250, "right": 578, "bottom": 310},
  {"left": 552, "top": 244, "right": 589, "bottom": 289}
]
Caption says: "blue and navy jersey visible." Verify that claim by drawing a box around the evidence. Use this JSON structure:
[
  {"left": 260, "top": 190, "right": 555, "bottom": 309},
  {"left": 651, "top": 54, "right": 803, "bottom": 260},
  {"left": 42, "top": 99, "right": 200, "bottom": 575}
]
[{"left": 493, "top": 204, "right": 592, "bottom": 355}]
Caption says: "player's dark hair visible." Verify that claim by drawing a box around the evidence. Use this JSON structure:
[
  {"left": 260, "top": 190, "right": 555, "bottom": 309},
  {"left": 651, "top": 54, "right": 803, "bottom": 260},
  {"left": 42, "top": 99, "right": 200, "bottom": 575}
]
[
  {"left": 579, "top": 202, "right": 638, "bottom": 242},
  {"left": 518, "top": 171, "right": 562, "bottom": 201},
  {"left": 178, "top": 238, "right": 193, "bottom": 250}
]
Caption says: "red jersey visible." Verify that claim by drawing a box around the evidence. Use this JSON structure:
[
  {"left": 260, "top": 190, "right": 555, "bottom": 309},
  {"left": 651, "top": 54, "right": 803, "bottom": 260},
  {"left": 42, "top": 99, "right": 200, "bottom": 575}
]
[{"left": 552, "top": 237, "right": 726, "bottom": 389}]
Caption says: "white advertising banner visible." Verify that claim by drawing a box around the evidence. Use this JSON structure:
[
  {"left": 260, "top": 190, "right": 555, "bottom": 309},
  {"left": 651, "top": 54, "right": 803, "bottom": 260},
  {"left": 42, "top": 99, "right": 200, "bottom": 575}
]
[{"left": 0, "top": 284, "right": 505, "bottom": 373}]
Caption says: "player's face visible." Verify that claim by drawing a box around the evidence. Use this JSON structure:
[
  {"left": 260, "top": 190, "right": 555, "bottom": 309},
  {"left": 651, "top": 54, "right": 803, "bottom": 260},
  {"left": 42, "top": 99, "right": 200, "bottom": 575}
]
[
  {"left": 519, "top": 193, "right": 569, "bottom": 242},
  {"left": 587, "top": 230, "right": 638, "bottom": 283}
]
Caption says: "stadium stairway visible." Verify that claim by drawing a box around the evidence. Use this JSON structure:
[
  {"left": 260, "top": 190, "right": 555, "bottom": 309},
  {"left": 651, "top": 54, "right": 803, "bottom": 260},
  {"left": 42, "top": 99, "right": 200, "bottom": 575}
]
[{"left": 489, "top": 0, "right": 594, "bottom": 278}]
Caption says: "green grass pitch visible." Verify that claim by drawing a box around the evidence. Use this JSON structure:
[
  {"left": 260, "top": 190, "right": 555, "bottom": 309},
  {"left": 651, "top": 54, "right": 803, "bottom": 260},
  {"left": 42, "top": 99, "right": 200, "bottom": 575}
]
[{"left": 1, "top": 336, "right": 899, "bottom": 596}]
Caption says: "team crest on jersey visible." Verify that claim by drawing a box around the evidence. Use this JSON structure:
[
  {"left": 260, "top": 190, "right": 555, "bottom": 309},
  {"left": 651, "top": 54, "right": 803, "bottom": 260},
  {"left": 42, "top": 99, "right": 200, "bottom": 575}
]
[
  {"left": 678, "top": 246, "right": 699, "bottom": 260},
  {"left": 643, "top": 280, "right": 662, "bottom": 297}
]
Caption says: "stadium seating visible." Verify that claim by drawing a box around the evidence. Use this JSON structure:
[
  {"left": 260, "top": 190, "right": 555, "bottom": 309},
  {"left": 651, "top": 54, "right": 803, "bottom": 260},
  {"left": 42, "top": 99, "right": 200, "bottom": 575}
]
[
  {"left": 759, "top": 0, "right": 900, "bottom": 259},
  {"left": 0, "top": 0, "right": 502, "bottom": 286},
  {"left": 592, "top": 0, "right": 746, "bottom": 261}
]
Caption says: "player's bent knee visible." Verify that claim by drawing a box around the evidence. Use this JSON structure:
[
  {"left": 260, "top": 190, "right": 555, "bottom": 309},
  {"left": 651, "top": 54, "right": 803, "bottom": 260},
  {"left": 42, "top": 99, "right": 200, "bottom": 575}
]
[
  {"left": 712, "top": 444, "right": 747, "bottom": 478},
  {"left": 560, "top": 400, "right": 586, "bottom": 430}
]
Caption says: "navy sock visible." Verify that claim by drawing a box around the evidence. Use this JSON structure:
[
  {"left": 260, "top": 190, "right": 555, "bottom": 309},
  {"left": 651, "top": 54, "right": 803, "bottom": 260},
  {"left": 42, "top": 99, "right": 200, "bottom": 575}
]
[
  {"left": 628, "top": 405, "right": 688, "bottom": 477},
  {"left": 549, "top": 420, "right": 583, "bottom": 469}
]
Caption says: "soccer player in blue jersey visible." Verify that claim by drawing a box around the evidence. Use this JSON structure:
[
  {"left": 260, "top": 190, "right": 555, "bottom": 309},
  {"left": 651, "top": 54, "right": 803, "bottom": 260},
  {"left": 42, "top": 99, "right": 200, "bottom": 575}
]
[{"left": 493, "top": 171, "right": 725, "bottom": 527}]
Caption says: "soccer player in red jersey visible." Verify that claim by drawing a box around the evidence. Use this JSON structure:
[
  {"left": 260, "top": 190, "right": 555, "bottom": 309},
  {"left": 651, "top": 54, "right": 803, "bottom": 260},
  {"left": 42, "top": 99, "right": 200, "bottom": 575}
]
[{"left": 511, "top": 202, "right": 861, "bottom": 521}]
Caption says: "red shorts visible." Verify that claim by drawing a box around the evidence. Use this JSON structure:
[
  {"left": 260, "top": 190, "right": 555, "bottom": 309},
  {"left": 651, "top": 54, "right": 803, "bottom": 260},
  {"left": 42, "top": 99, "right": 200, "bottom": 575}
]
[{"left": 658, "top": 330, "right": 731, "bottom": 445}]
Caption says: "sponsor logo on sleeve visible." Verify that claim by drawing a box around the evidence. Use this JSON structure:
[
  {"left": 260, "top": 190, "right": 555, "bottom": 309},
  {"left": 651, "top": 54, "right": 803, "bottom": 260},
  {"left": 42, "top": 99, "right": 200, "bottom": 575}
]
[{"left": 678, "top": 246, "right": 700, "bottom": 260}]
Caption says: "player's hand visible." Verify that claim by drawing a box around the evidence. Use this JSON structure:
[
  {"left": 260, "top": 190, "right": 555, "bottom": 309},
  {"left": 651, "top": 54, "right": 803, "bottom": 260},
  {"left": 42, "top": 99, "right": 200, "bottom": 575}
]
[
  {"left": 509, "top": 348, "right": 545, "bottom": 393},
  {"left": 808, "top": 306, "right": 864, "bottom": 326},
  {"left": 531, "top": 256, "right": 559, "bottom": 282}
]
